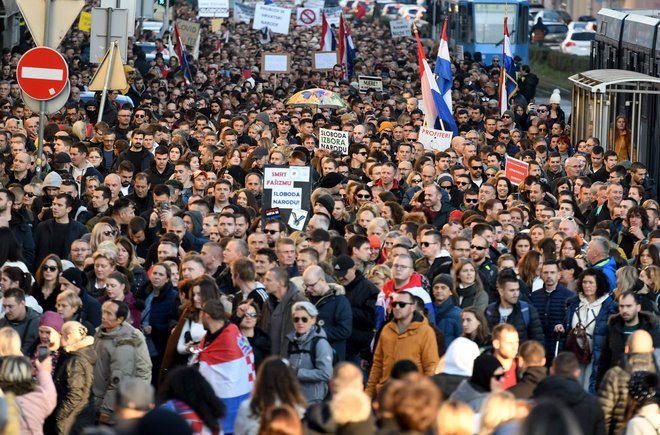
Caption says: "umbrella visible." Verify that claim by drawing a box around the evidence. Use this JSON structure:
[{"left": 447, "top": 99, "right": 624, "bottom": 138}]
[{"left": 285, "top": 88, "right": 349, "bottom": 109}]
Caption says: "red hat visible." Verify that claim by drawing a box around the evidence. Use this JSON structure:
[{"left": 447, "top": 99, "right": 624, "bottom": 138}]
[
  {"left": 449, "top": 210, "right": 464, "bottom": 223},
  {"left": 368, "top": 235, "right": 381, "bottom": 249}
]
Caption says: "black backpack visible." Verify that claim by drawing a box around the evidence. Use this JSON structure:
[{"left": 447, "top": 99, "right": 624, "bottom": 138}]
[{"left": 288, "top": 335, "right": 339, "bottom": 368}]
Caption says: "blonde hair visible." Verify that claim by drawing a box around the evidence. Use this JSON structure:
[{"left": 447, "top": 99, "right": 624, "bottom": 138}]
[
  {"left": 0, "top": 328, "right": 21, "bottom": 357},
  {"left": 367, "top": 265, "right": 392, "bottom": 288},
  {"left": 56, "top": 290, "right": 83, "bottom": 312},
  {"left": 614, "top": 266, "right": 639, "bottom": 299},
  {"left": 642, "top": 265, "right": 660, "bottom": 293},
  {"left": 90, "top": 223, "right": 116, "bottom": 252},
  {"left": 437, "top": 400, "right": 475, "bottom": 435},
  {"left": 478, "top": 391, "right": 518, "bottom": 435}
]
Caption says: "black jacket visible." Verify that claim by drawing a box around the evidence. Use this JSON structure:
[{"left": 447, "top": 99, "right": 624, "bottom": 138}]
[
  {"left": 530, "top": 285, "right": 574, "bottom": 360},
  {"left": 34, "top": 219, "right": 88, "bottom": 271},
  {"left": 310, "top": 288, "right": 353, "bottom": 361},
  {"left": 485, "top": 300, "right": 545, "bottom": 345},
  {"left": 596, "top": 311, "right": 660, "bottom": 385},
  {"left": 507, "top": 365, "right": 547, "bottom": 399},
  {"left": 144, "top": 161, "right": 175, "bottom": 186},
  {"left": 534, "top": 375, "right": 606, "bottom": 435},
  {"left": 9, "top": 209, "right": 35, "bottom": 270},
  {"left": 0, "top": 307, "right": 41, "bottom": 355},
  {"left": 343, "top": 272, "right": 379, "bottom": 359}
]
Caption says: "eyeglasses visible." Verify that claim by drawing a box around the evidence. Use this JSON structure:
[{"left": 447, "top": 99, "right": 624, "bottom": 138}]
[
  {"left": 43, "top": 265, "right": 58, "bottom": 272},
  {"left": 135, "top": 114, "right": 145, "bottom": 118},
  {"left": 412, "top": 178, "right": 422, "bottom": 183},
  {"left": 471, "top": 245, "right": 487, "bottom": 251},
  {"left": 538, "top": 109, "right": 547, "bottom": 113},
  {"left": 465, "top": 198, "right": 478, "bottom": 203},
  {"left": 356, "top": 194, "right": 371, "bottom": 199},
  {"left": 244, "top": 312, "right": 258, "bottom": 318},
  {"left": 457, "top": 181, "right": 470, "bottom": 186},
  {"left": 392, "top": 301, "right": 414, "bottom": 309},
  {"left": 392, "top": 264, "right": 411, "bottom": 270},
  {"left": 264, "top": 229, "right": 279, "bottom": 235},
  {"left": 293, "top": 316, "right": 310, "bottom": 323},
  {"left": 501, "top": 115, "right": 511, "bottom": 119},
  {"left": 420, "top": 241, "right": 437, "bottom": 247},
  {"left": 304, "top": 279, "right": 321, "bottom": 290}
]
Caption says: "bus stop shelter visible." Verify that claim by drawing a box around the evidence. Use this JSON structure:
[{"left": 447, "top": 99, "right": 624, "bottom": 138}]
[{"left": 568, "top": 69, "right": 660, "bottom": 166}]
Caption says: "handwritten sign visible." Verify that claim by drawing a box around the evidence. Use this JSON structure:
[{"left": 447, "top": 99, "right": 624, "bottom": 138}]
[
  {"left": 390, "top": 20, "right": 412, "bottom": 38},
  {"left": 253, "top": 4, "right": 292, "bottom": 35},
  {"left": 505, "top": 156, "right": 529, "bottom": 185},
  {"left": 175, "top": 20, "right": 201, "bottom": 47},
  {"left": 358, "top": 76, "right": 383, "bottom": 92},
  {"left": 418, "top": 126, "right": 453, "bottom": 151},
  {"left": 319, "top": 128, "right": 349, "bottom": 155}
]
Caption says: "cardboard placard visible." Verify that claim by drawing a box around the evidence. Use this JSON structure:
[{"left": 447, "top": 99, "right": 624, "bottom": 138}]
[
  {"left": 253, "top": 4, "right": 292, "bottom": 35},
  {"left": 319, "top": 128, "right": 349, "bottom": 155},
  {"left": 175, "top": 20, "right": 201, "bottom": 47},
  {"left": 211, "top": 18, "right": 224, "bottom": 32},
  {"left": 390, "top": 20, "right": 412, "bottom": 38},
  {"left": 262, "top": 53, "right": 291, "bottom": 73},
  {"left": 358, "top": 75, "right": 383, "bottom": 92},
  {"left": 262, "top": 166, "right": 312, "bottom": 232},
  {"left": 198, "top": 0, "right": 229, "bottom": 17},
  {"left": 505, "top": 156, "right": 529, "bottom": 185},
  {"left": 78, "top": 11, "right": 92, "bottom": 32},
  {"left": 418, "top": 126, "right": 453, "bottom": 151},
  {"left": 297, "top": 7, "right": 322, "bottom": 27},
  {"left": 312, "top": 52, "right": 338, "bottom": 71}
]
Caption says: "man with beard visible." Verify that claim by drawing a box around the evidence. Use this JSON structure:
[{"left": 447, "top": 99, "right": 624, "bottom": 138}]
[{"left": 115, "top": 129, "right": 154, "bottom": 173}]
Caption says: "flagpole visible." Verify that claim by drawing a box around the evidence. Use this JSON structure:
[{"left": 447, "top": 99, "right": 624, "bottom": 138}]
[{"left": 97, "top": 41, "right": 117, "bottom": 124}]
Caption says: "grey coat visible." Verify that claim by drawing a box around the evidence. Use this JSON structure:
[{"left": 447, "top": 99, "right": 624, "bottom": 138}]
[
  {"left": 449, "top": 379, "right": 489, "bottom": 413},
  {"left": 286, "top": 325, "right": 333, "bottom": 405}
]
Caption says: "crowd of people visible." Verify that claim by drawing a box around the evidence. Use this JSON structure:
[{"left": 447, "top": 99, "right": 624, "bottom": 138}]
[{"left": 0, "top": 1, "right": 656, "bottom": 434}]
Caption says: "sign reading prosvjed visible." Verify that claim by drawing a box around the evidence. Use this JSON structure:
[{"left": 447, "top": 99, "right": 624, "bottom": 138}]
[
  {"left": 319, "top": 128, "right": 349, "bottom": 155},
  {"left": 505, "top": 156, "right": 529, "bottom": 185},
  {"left": 418, "top": 126, "right": 452, "bottom": 151}
]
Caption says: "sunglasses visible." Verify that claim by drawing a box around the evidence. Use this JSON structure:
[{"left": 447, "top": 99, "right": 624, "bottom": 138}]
[
  {"left": 24, "top": 192, "right": 35, "bottom": 198},
  {"left": 471, "top": 245, "right": 487, "bottom": 251},
  {"left": 538, "top": 109, "right": 547, "bottom": 112},
  {"left": 440, "top": 184, "right": 452, "bottom": 189},
  {"left": 356, "top": 194, "right": 371, "bottom": 199},
  {"left": 358, "top": 152, "right": 368, "bottom": 156},
  {"left": 244, "top": 312, "right": 258, "bottom": 318},
  {"left": 420, "top": 242, "right": 437, "bottom": 247},
  {"left": 501, "top": 115, "right": 511, "bottom": 119},
  {"left": 103, "top": 230, "right": 116, "bottom": 237},
  {"left": 392, "top": 301, "right": 414, "bottom": 309},
  {"left": 465, "top": 198, "right": 478, "bottom": 203},
  {"left": 471, "top": 166, "right": 483, "bottom": 171},
  {"left": 457, "top": 181, "right": 470, "bottom": 186},
  {"left": 293, "top": 316, "right": 310, "bottom": 323},
  {"left": 264, "top": 229, "right": 279, "bottom": 235},
  {"left": 412, "top": 178, "right": 422, "bottom": 183},
  {"left": 43, "top": 265, "right": 58, "bottom": 272}
]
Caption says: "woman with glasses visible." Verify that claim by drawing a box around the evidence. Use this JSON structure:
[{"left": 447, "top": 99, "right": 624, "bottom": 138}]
[
  {"left": 450, "top": 353, "right": 505, "bottom": 413},
  {"left": 562, "top": 268, "right": 617, "bottom": 392},
  {"left": 286, "top": 301, "right": 333, "bottom": 405},
  {"left": 90, "top": 222, "right": 117, "bottom": 252},
  {"left": 560, "top": 237, "right": 582, "bottom": 260},
  {"left": 233, "top": 301, "right": 271, "bottom": 370},
  {"left": 453, "top": 259, "right": 488, "bottom": 312},
  {"left": 402, "top": 171, "right": 423, "bottom": 210},
  {"left": 33, "top": 254, "right": 63, "bottom": 312}
]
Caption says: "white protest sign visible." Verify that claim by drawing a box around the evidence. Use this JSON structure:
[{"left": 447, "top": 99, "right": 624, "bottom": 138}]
[
  {"left": 418, "top": 126, "right": 453, "bottom": 151},
  {"left": 175, "top": 20, "right": 200, "bottom": 47},
  {"left": 312, "top": 52, "right": 337, "bottom": 70},
  {"left": 288, "top": 209, "right": 308, "bottom": 231},
  {"left": 233, "top": 3, "right": 254, "bottom": 23},
  {"left": 389, "top": 20, "right": 412, "bottom": 38},
  {"left": 319, "top": 128, "right": 349, "bottom": 155},
  {"left": 306, "top": 0, "right": 325, "bottom": 9},
  {"left": 199, "top": 0, "right": 229, "bottom": 17},
  {"left": 358, "top": 75, "right": 383, "bottom": 92},
  {"left": 323, "top": 6, "right": 341, "bottom": 26},
  {"left": 272, "top": 188, "right": 303, "bottom": 209},
  {"left": 262, "top": 53, "right": 290, "bottom": 72},
  {"left": 297, "top": 7, "right": 321, "bottom": 26},
  {"left": 253, "top": 4, "right": 292, "bottom": 35}
]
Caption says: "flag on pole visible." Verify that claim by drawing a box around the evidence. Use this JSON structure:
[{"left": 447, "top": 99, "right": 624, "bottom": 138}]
[
  {"left": 320, "top": 11, "right": 336, "bottom": 51},
  {"left": 433, "top": 20, "right": 458, "bottom": 136},
  {"left": 499, "top": 16, "right": 519, "bottom": 114},
  {"left": 173, "top": 22, "right": 192, "bottom": 85},
  {"left": 415, "top": 26, "right": 453, "bottom": 134},
  {"left": 337, "top": 13, "right": 355, "bottom": 80}
]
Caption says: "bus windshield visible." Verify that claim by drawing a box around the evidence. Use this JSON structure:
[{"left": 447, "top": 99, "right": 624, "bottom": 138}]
[{"left": 473, "top": 3, "right": 519, "bottom": 44}]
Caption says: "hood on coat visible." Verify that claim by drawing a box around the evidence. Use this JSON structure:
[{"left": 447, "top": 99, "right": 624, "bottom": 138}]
[
  {"left": 533, "top": 375, "right": 588, "bottom": 407},
  {"left": 443, "top": 337, "right": 481, "bottom": 377},
  {"left": 182, "top": 210, "right": 204, "bottom": 237},
  {"left": 65, "top": 337, "right": 97, "bottom": 365}
]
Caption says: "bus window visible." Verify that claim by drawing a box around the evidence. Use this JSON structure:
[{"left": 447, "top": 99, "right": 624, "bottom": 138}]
[
  {"left": 473, "top": 3, "right": 518, "bottom": 44},
  {"left": 459, "top": 4, "right": 470, "bottom": 42}
]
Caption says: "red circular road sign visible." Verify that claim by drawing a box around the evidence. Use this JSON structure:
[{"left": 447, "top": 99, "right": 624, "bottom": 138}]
[
  {"left": 17, "top": 47, "right": 69, "bottom": 101},
  {"left": 300, "top": 8, "right": 317, "bottom": 25}
]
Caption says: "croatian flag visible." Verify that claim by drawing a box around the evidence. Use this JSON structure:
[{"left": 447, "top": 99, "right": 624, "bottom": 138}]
[
  {"left": 415, "top": 26, "right": 452, "bottom": 133},
  {"left": 433, "top": 20, "right": 458, "bottom": 136},
  {"left": 197, "top": 324, "right": 255, "bottom": 435},
  {"left": 320, "top": 11, "right": 336, "bottom": 51},
  {"left": 337, "top": 13, "right": 355, "bottom": 79},
  {"left": 173, "top": 22, "right": 192, "bottom": 85},
  {"left": 499, "top": 16, "right": 519, "bottom": 114}
]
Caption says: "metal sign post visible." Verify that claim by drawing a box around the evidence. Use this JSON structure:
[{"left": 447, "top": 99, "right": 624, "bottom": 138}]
[
  {"left": 97, "top": 41, "right": 117, "bottom": 124},
  {"left": 36, "top": 0, "right": 53, "bottom": 178}
]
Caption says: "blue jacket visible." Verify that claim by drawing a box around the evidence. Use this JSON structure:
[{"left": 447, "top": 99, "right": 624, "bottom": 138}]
[
  {"left": 310, "top": 288, "right": 353, "bottom": 361},
  {"left": 593, "top": 257, "right": 617, "bottom": 293},
  {"left": 564, "top": 294, "right": 618, "bottom": 393},
  {"left": 531, "top": 284, "right": 574, "bottom": 359},
  {"left": 434, "top": 298, "right": 463, "bottom": 348}
]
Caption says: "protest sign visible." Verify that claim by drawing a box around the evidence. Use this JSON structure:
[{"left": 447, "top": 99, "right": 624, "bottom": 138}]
[
  {"left": 253, "top": 4, "right": 292, "bottom": 35},
  {"left": 358, "top": 76, "right": 383, "bottom": 92},
  {"left": 306, "top": 0, "right": 325, "bottom": 9},
  {"left": 323, "top": 7, "right": 341, "bottom": 26},
  {"left": 297, "top": 7, "right": 321, "bottom": 27},
  {"left": 262, "top": 53, "right": 291, "bottom": 73},
  {"left": 78, "top": 11, "right": 92, "bottom": 32},
  {"left": 418, "top": 126, "right": 453, "bottom": 151},
  {"left": 390, "top": 20, "right": 411, "bottom": 38},
  {"left": 505, "top": 156, "right": 529, "bottom": 185},
  {"left": 198, "top": 0, "right": 229, "bottom": 17},
  {"left": 312, "top": 52, "right": 338, "bottom": 70},
  {"left": 319, "top": 128, "right": 349, "bottom": 155},
  {"left": 262, "top": 166, "right": 312, "bottom": 232},
  {"left": 233, "top": 3, "right": 254, "bottom": 23},
  {"left": 175, "top": 20, "right": 201, "bottom": 47}
]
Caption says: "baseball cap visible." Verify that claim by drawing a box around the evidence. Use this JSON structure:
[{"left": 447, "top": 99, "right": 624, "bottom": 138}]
[
  {"left": 334, "top": 255, "right": 355, "bottom": 277},
  {"left": 192, "top": 170, "right": 208, "bottom": 179}
]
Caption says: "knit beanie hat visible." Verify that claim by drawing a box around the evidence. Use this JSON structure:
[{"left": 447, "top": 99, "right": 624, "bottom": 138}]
[
  {"left": 549, "top": 89, "right": 561, "bottom": 105},
  {"left": 470, "top": 354, "right": 503, "bottom": 392},
  {"left": 443, "top": 337, "right": 481, "bottom": 377},
  {"left": 628, "top": 371, "right": 660, "bottom": 402},
  {"left": 42, "top": 171, "right": 62, "bottom": 189},
  {"left": 432, "top": 274, "right": 454, "bottom": 290},
  {"left": 39, "top": 311, "right": 64, "bottom": 334},
  {"left": 315, "top": 194, "right": 335, "bottom": 217}
]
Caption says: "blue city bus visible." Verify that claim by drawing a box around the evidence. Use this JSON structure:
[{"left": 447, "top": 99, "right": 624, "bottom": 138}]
[{"left": 445, "top": 0, "right": 530, "bottom": 65}]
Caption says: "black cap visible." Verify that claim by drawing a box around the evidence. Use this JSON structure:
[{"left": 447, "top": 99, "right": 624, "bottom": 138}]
[
  {"left": 334, "top": 255, "right": 355, "bottom": 277},
  {"left": 318, "top": 172, "right": 346, "bottom": 189},
  {"left": 54, "top": 152, "right": 72, "bottom": 164},
  {"left": 310, "top": 229, "right": 330, "bottom": 243}
]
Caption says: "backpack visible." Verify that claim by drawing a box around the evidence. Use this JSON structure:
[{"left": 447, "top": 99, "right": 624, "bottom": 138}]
[
  {"left": 565, "top": 307, "right": 596, "bottom": 364},
  {"left": 288, "top": 335, "right": 339, "bottom": 368},
  {"left": 486, "top": 301, "right": 530, "bottom": 329}
]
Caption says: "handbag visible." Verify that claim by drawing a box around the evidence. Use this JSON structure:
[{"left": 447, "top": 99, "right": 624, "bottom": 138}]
[{"left": 565, "top": 307, "right": 596, "bottom": 364}]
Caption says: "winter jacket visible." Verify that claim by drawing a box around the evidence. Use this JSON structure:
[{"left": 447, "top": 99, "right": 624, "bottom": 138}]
[
  {"left": 79, "top": 287, "right": 102, "bottom": 328},
  {"left": 343, "top": 271, "right": 378, "bottom": 360},
  {"left": 507, "top": 366, "right": 547, "bottom": 399},
  {"left": 485, "top": 300, "right": 545, "bottom": 344},
  {"left": 598, "top": 352, "right": 657, "bottom": 435},
  {"left": 531, "top": 284, "right": 574, "bottom": 359},
  {"left": 9, "top": 210, "right": 34, "bottom": 270},
  {"left": 376, "top": 274, "right": 435, "bottom": 332},
  {"left": 457, "top": 282, "right": 489, "bottom": 313},
  {"left": 287, "top": 325, "right": 334, "bottom": 405},
  {"left": 366, "top": 312, "right": 439, "bottom": 397},
  {"left": 144, "top": 161, "right": 175, "bottom": 186},
  {"left": 92, "top": 322, "right": 152, "bottom": 417},
  {"left": 449, "top": 379, "right": 489, "bottom": 413},
  {"left": 33, "top": 218, "right": 88, "bottom": 270},
  {"left": 433, "top": 298, "right": 463, "bottom": 348},
  {"left": 15, "top": 368, "right": 57, "bottom": 435},
  {"left": 50, "top": 336, "right": 97, "bottom": 435},
  {"left": 0, "top": 307, "right": 41, "bottom": 355},
  {"left": 564, "top": 294, "right": 618, "bottom": 393},
  {"left": 260, "top": 284, "right": 307, "bottom": 356},
  {"left": 142, "top": 282, "right": 178, "bottom": 356},
  {"left": 310, "top": 286, "right": 353, "bottom": 361},
  {"left": 595, "top": 311, "right": 660, "bottom": 387},
  {"left": 533, "top": 375, "right": 606, "bottom": 435},
  {"left": 99, "top": 291, "right": 142, "bottom": 329},
  {"left": 593, "top": 257, "right": 618, "bottom": 293}
]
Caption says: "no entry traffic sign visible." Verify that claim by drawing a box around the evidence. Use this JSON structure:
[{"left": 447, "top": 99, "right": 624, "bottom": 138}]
[{"left": 17, "top": 47, "right": 69, "bottom": 101}]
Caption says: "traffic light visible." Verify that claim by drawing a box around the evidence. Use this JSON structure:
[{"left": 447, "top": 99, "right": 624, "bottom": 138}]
[{"left": 158, "top": 0, "right": 167, "bottom": 5}]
